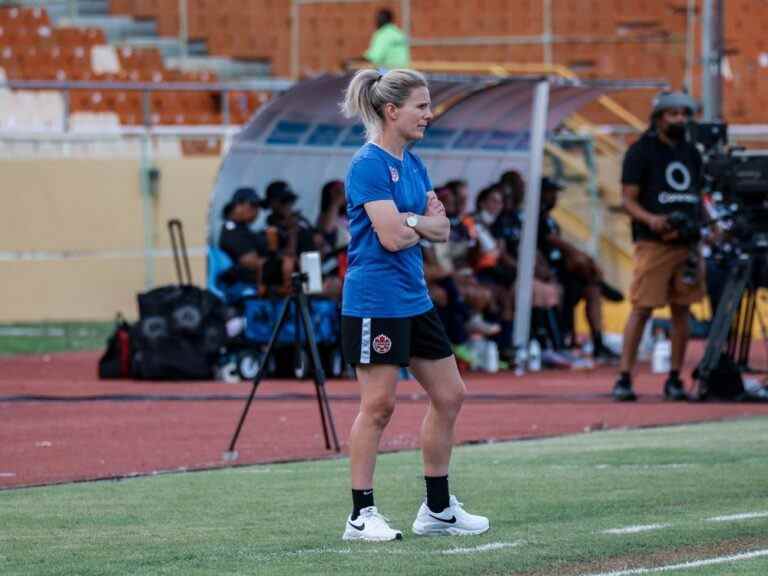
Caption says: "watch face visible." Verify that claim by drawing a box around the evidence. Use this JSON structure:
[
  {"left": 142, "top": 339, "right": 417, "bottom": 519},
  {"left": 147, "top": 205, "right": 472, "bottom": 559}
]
[{"left": 407, "top": 215, "right": 418, "bottom": 227}]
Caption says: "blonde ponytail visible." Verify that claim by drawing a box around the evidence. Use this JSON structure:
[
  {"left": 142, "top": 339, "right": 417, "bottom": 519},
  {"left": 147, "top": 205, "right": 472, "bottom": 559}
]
[{"left": 341, "top": 68, "right": 428, "bottom": 140}]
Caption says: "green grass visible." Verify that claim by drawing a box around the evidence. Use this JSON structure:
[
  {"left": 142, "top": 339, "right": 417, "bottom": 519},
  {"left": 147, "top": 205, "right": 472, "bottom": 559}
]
[
  {"left": 3, "top": 419, "right": 768, "bottom": 575},
  {"left": 0, "top": 322, "right": 113, "bottom": 356}
]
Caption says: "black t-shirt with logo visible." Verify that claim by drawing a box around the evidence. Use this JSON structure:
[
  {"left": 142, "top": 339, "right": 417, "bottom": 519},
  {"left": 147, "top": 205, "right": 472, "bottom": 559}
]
[
  {"left": 219, "top": 220, "right": 268, "bottom": 264},
  {"left": 621, "top": 131, "right": 703, "bottom": 243},
  {"left": 265, "top": 212, "right": 318, "bottom": 255}
]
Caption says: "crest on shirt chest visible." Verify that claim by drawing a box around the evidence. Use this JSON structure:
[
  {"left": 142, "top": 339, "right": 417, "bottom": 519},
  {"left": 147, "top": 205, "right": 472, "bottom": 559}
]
[{"left": 389, "top": 166, "right": 400, "bottom": 183}]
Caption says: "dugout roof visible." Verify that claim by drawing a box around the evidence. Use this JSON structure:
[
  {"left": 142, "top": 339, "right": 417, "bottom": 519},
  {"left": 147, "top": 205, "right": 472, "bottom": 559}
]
[{"left": 208, "top": 72, "right": 608, "bottom": 242}]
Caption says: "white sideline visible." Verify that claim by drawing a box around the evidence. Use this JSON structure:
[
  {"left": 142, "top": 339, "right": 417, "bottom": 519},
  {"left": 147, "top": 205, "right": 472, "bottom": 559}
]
[
  {"left": 441, "top": 541, "right": 522, "bottom": 555},
  {"left": 272, "top": 541, "right": 522, "bottom": 559},
  {"left": 602, "top": 524, "right": 671, "bottom": 535},
  {"left": 578, "top": 548, "right": 768, "bottom": 576},
  {"left": 707, "top": 511, "right": 768, "bottom": 522}
]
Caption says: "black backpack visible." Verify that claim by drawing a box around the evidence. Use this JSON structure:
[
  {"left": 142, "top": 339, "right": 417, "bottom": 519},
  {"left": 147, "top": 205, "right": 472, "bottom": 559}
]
[
  {"left": 132, "top": 284, "right": 227, "bottom": 380},
  {"left": 130, "top": 220, "right": 228, "bottom": 381}
]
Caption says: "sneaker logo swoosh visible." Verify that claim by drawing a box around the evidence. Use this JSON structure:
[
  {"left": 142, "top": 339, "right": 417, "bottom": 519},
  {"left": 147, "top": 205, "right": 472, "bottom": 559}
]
[
  {"left": 428, "top": 514, "right": 457, "bottom": 524},
  {"left": 348, "top": 521, "right": 365, "bottom": 531}
]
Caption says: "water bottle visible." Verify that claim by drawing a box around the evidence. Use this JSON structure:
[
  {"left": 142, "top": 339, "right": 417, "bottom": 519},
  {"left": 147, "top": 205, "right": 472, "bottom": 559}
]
[
  {"left": 527, "top": 339, "right": 542, "bottom": 372},
  {"left": 638, "top": 319, "right": 655, "bottom": 361},
  {"left": 651, "top": 331, "right": 671, "bottom": 373},
  {"left": 483, "top": 341, "right": 499, "bottom": 373},
  {"left": 468, "top": 336, "right": 485, "bottom": 371}
]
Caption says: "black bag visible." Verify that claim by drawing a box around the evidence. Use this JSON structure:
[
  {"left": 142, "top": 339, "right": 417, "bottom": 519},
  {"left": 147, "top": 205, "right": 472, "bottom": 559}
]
[
  {"left": 131, "top": 220, "right": 227, "bottom": 380},
  {"left": 695, "top": 353, "right": 745, "bottom": 400},
  {"left": 132, "top": 334, "right": 214, "bottom": 380},
  {"left": 98, "top": 315, "right": 134, "bottom": 379}
]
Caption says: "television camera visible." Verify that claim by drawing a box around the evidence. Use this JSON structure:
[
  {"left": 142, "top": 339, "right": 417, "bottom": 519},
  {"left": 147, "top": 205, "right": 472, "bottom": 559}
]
[{"left": 690, "top": 121, "right": 768, "bottom": 402}]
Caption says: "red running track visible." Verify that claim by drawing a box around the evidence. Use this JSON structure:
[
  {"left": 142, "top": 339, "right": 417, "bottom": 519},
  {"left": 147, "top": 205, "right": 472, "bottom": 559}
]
[{"left": 2, "top": 347, "right": 768, "bottom": 489}]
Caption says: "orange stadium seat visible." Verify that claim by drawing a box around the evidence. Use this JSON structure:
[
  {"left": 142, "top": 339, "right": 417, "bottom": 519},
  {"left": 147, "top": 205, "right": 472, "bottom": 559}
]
[
  {"left": 110, "top": 0, "right": 133, "bottom": 15},
  {"left": 1, "top": 4, "right": 257, "bottom": 128}
]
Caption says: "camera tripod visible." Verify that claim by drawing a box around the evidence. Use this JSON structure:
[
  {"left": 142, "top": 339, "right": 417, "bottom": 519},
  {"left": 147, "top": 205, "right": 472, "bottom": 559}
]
[
  {"left": 693, "top": 254, "right": 761, "bottom": 399},
  {"left": 224, "top": 272, "right": 340, "bottom": 460}
]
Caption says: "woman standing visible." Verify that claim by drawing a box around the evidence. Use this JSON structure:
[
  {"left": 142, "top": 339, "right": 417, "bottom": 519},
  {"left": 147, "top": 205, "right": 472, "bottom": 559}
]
[{"left": 340, "top": 68, "right": 489, "bottom": 542}]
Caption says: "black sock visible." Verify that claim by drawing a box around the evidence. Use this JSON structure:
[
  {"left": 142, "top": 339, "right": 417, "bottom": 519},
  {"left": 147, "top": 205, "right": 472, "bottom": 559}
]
[
  {"left": 425, "top": 475, "right": 450, "bottom": 513},
  {"left": 593, "top": 331, "right": 604, "bottom": 350},
  {"left": 619, "top": 371, "right": 631, "bottom": 384},
  {"left": 669, "top": 370, "right": 680, "bottom": 382},
  {"left": 351, "top": 489, "right": 374, "bottom": 520}
]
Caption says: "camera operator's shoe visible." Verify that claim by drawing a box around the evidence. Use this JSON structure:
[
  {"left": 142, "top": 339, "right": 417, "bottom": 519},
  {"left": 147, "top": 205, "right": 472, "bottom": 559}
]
[
  {"left": 600, "top": 281, "right": 625, "bottom": 303},
  {"left": 612, "top": 376, "right": 637, "bottom": 402},
  {"left": 343, "top": 506, "right": 402, "bottom": 542},
  {"left": 663, "top": 375, "right": 689, "bottom": 401},
  {"left": 412, "top": 495, "right": 489, "bottom": 536}
]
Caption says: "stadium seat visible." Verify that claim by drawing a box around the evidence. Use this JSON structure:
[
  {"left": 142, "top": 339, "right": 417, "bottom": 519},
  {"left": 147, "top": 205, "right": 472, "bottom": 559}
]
[
  {"left": 91, "top": 45, "right": 121, "bottom": 74},
  {"left": 0, "top": 4, "right": 236, "bottom": 130},
  {"left": 69, "top": 111, "right": 121, "bottom": 132},
  {"left": 0, "top": 89, "right": 65, "bottom": 132}
]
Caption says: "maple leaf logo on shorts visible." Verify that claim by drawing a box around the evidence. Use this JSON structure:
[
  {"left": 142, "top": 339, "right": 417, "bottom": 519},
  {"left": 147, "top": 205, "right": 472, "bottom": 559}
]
[{"left": 372, "top": 334, "right": 392, "bottom": 354}]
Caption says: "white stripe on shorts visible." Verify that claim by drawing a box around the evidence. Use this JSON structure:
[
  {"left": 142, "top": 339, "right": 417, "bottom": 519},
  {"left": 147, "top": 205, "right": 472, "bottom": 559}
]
[{"left": 360, "top": 318, "right": 371, "bottom": 364}]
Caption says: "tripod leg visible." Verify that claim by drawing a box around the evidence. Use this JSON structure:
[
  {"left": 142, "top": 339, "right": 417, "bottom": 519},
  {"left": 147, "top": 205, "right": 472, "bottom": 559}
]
[
  {"left": 224, "top": 298, "right": 292, "bottom": 459},
  {"left": 738, "top": 288, "right": 756, "bottom": 369},
  {"left": 298, "top": 292, "right": 341, "bottom": 452},
  {"left": 756, "top": 293, "right": 768, "bottom": 370},
  {"left": 696, "top": 257, "right": 752, "bottom": 385}
]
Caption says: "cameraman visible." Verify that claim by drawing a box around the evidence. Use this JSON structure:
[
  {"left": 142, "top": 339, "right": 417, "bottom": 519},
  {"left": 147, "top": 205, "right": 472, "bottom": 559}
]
[{"left": 613, "top": 91, "right": 706, "bottom": 402}]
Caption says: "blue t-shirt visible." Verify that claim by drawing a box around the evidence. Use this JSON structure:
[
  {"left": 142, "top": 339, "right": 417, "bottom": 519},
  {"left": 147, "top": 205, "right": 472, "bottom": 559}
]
[{"left": 342, "top": 143, "right": 434, "bottom": 318}]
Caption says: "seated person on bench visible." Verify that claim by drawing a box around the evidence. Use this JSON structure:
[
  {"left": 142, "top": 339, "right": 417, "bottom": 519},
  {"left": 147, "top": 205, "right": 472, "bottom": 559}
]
[{"left": 219, "top": 187, "right": 268, "bottom": 291}]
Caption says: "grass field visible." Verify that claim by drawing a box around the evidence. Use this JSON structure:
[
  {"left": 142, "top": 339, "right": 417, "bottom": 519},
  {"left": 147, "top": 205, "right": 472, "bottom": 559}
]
[
  {"left": 0, "top": 322, "right": 112, "bottom": 356},
  {"left": 3, "top": 418, "right": 768, "bottom": 575}
]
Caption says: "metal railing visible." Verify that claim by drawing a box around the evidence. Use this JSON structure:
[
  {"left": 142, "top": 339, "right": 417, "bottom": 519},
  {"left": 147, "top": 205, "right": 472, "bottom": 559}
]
[{"left": 1, "top": 78, "right": 293, "bottom": 132}]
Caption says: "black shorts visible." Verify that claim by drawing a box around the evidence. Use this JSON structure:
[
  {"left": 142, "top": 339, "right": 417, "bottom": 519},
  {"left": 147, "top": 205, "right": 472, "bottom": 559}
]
[{"left": 341, "top": 308, "right": 453, "bottom": 367}]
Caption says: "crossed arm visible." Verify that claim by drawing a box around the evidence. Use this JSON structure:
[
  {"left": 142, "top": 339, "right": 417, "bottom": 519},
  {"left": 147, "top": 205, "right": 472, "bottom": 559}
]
[{"left": 364, "top": 191, "right": 450, "bottom": 252}]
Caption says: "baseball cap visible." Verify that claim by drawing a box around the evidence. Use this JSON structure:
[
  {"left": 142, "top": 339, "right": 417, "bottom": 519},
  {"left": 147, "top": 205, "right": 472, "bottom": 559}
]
[
  {"left": 263, "top": 180, "right": 298, "bottom": 206},
  {"left": 222, "top": 187, "right": 261, "bottom": 217},
  {"left": 541, "top": 176, "right": 565, "bottom": 191},
  {"left": 652, "top": 91, "right": 697, "bottom": 115}
]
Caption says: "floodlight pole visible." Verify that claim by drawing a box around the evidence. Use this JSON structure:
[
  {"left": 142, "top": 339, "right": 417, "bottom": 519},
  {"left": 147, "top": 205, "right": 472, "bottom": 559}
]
[
  {"left": 684, "top": 0, "right": 696, "bottom": 95},
  {"left": 512, "top": 80, "right": 550, "bottom": 370},
  {"left": 401, "top": 0, "right": 411, "bottom": 41},
  {"left": 701, "top": 0, "right": 724, "bottom": 120},
  {"left": 178, "top": 0, "right": 189, "bottom": 64}
]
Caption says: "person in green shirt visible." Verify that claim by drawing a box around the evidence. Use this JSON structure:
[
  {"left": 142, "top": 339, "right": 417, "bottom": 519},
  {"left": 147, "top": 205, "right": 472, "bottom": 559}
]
[{"left": 364, "top": 9, "right": 410, "bottom": 70}]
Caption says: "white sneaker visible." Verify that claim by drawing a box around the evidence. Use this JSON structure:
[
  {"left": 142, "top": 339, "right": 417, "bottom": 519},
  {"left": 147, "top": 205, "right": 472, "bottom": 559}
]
[
  {"left": 467, "top": 314, "right": 501, "bottom": 337},
  {"left": 342, "top": 506, "right": 403, "bottom": 542},
  {"left": 412, "top": 495, "right": 489, "bottom": 536}
]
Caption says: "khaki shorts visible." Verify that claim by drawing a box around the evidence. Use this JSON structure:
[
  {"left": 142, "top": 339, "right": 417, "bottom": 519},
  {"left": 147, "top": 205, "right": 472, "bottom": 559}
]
[{"left": 629, "top": 241, "right": 706, "bottom": 309}]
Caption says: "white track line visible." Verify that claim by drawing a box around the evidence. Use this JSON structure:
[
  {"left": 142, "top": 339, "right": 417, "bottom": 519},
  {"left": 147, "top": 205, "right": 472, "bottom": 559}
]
[
  {"left": 707, "top": 511, "right": 768, "bottom": 523},
  {"left": 265, "top": 540, "right": 522, "bottom": 559},
  {"left": 602, "top": 524, "right": 671, "bottom": 535},
  {"left": 579, "top": 548, "right": 768, "bottom": 576},
  {"left": 441, "top": 541, "right": 522, "bottom": 555}
]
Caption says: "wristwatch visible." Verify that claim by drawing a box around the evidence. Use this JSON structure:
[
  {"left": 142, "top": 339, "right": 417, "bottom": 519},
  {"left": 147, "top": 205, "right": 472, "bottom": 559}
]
[{"left": 406, "top": 214, "right": 419, "bottom": 228}]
